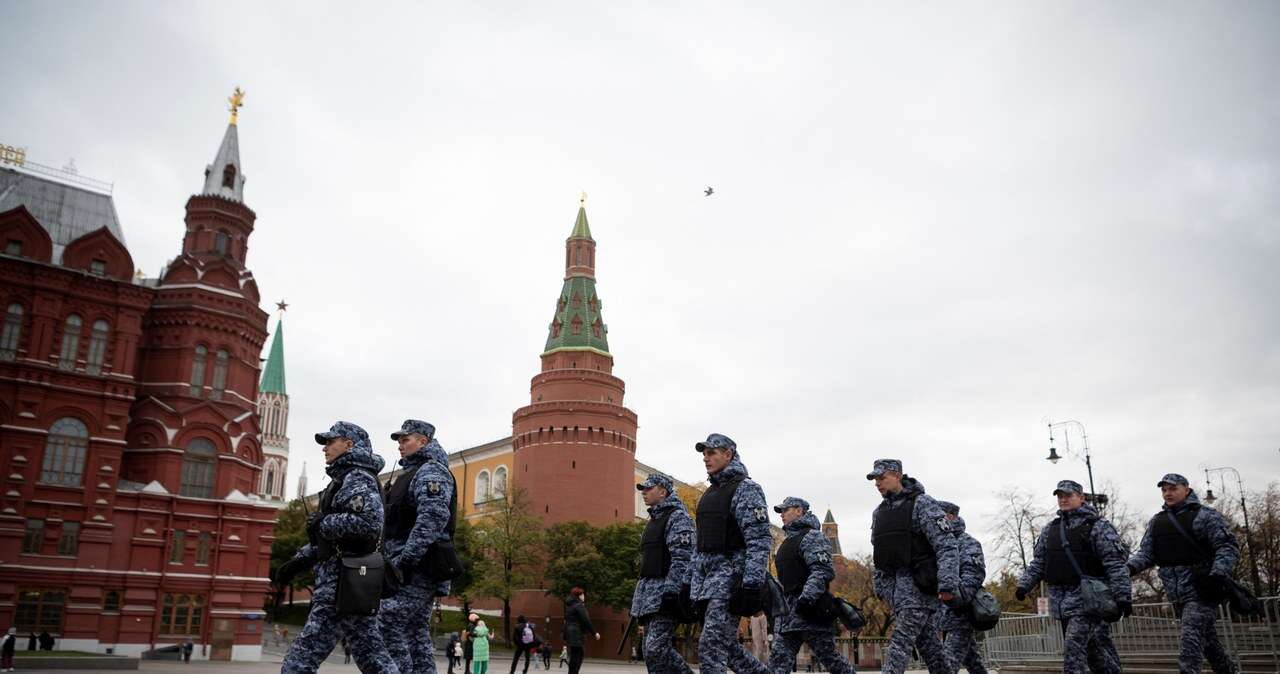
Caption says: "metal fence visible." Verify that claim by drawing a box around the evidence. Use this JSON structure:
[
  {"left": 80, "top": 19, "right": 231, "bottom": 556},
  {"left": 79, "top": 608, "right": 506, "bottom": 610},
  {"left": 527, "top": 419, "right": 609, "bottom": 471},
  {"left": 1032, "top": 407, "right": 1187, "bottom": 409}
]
[{"left": 984, "top": 597, "right": 1280, "bottom": 670}]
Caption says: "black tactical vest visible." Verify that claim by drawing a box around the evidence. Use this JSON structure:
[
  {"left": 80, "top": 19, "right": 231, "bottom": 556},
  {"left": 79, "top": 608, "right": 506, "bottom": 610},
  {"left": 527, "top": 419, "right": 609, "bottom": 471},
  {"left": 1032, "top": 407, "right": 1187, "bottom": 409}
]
[
  {"left": 1151, "top": 505, "right": 1210, "bottom": 567},
  {"left": 316, "top": 466, "right": 380, "bottom": 558},
  {"left": 871, "top": 496, "right": 933, "bottom": 571},
  {"left": 775, "top": 534, "right": 809, "bottom": 594},
  {"left": 639, "top": 509, "right": 675, "bottom": 578},
  {"left": 697, "top": 475, "right": 746, "bottom": 553},
  {"left": 1044, "top": 517, "right": 1105, "bottom": 585},
  {"left": 383, "top": 464, "right": 424, "bottom": 541}
]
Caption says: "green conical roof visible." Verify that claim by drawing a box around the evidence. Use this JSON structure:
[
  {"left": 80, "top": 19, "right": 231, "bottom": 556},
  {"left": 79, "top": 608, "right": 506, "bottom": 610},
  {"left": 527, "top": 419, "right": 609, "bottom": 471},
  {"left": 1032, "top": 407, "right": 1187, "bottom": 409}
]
[
  {"left": 543, "top": 276, "right": 609, "bottom": 355},
  {"left": 570, "top": 206, "right": 593, "bottom": 240},
  {"left": 260, "top": 317, "right": 286, "bottom": 395}
]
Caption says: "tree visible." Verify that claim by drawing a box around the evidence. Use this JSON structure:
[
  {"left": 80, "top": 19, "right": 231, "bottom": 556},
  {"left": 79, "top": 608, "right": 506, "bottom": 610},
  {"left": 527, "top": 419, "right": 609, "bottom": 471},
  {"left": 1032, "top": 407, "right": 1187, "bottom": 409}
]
[
  {"left": 449, "top": 514, "right": 480, "bottom": 615},
  {"left": 471, "top": 488, "right": 544, "bottom": 642},
  {"left": 829, "top": 554, "right": 892, "bottom": 637},
  {"left": 268, "top": 498, "right": 315, "bottom": 614},
  {"left": 986, "top": 486, "right": 1050, "bottom": 574},
  {"left": 676, "top": 483, "right": 705, "bottom": 516},
  {"left": 986, "top": 569, "right": 1035, "bottom": 613},
  {"left": 543, "top": 520, "right": 644, "bottom": 611}
]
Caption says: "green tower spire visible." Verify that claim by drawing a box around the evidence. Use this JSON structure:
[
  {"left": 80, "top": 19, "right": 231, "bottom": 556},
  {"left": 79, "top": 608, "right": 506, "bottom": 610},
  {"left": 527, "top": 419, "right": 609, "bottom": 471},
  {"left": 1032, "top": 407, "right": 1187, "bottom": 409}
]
[
  {"left": 543, "top": 200, "right": 608, "bottom": 356},
  {"left": 260, "top": 315, "right": 286, "bottom": 395}
]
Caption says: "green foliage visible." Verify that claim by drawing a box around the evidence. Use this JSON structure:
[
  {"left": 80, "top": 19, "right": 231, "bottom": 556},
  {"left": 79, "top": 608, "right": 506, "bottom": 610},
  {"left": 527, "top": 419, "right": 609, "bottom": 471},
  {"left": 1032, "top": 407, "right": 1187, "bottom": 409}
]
[
  {"left": 449, "top": 514, "right": 479, "bottom": 603},
  {"left": 543, "top": 520, "right": 643, "bottom": 611},
  {"left": 985, "top": 569, "right": 1036, "bottom": 613},
  {"left": 471, "top": 488, "right": 545, "bottom": 641}
]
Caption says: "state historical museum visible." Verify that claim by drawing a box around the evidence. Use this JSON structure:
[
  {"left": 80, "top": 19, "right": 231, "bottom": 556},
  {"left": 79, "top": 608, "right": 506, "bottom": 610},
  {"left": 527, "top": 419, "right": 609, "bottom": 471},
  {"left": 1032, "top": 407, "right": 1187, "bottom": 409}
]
[{"left": 0, "top": 99, "right": 287, "bottom": 660}]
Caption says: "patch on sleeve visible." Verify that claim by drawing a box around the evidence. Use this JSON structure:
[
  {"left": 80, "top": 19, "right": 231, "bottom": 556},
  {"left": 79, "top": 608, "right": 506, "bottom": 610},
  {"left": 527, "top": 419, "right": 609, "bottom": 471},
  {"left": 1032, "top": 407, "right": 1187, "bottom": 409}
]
[
  {"left": 677, "top": 531, "right": 693, "bottom": 546},
  {"left": 815, "top": 551, "right": 831, "bottom": 563},
  {"left": 935, "top": 516, "right": 951, "bottom": 531},
  {"left": 752, "top": 506, "right": 768, "bottom": 522},
  {"left": 428, "top": 481, "right": 442, "bottom": 495},
  {"left": 351, "top": 495, "right": 364, "bottom": 513}
]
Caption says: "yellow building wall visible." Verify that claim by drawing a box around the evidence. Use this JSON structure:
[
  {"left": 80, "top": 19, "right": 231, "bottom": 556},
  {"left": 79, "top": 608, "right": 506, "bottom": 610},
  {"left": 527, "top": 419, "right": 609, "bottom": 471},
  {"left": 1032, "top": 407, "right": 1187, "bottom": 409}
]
[{"left": 449, "top": 448, "right": 514, "bottom": 519}]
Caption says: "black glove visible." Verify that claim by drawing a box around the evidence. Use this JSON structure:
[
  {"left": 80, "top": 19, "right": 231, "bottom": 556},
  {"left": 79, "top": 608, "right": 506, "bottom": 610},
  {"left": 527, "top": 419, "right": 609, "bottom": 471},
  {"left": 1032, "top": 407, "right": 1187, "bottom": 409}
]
[
  {"left": 1118, "top": 601, "right": 1133, "bottom": 619},
  {"left": 1015, "top": 588, "right": 1027, "bottom": 602},
  {"left": 273, "top": 557, "right": 311, "bottom": 586},
  {"left": 731, "top": 584, "right": 766, "bottom": 617},
  {"left": 305, "top": 513, "right": 323, "bottom": 544},
  {"left": 659, "top": 592, "right": 682, "bottom": 617}
]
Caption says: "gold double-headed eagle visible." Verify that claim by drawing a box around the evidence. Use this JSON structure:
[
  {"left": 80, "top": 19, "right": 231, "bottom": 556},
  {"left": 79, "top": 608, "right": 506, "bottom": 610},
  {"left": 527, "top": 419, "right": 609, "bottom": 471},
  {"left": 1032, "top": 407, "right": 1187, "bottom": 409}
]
[{"left": 228, "top": 87, "right": 246, "bottom": 125}]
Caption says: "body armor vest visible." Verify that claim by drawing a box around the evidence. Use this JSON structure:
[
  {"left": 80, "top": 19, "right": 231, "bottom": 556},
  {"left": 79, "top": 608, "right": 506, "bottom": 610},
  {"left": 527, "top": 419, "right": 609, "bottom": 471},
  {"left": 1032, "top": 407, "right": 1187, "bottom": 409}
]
[
  {"left": 383, "top": 464, "right": 424, "bottom": 541},
  {"left": 697, "top": 475, "right": 746, "bottom": 553},
  {"left": 639, "top": 509, "right": 675, "bottom": 578},
  {"left": 316, "top": 467, "right": 379, "bottom": 559},
  {"left": 871, "top": 497, "right": 933, "bottom": 571},
  {"left": 1044, "top": 517, "right": 1105, "bottom": 585},
  {"left": 775, "top": 534, "right": 809, "bottom": 594},
  {"left": 1151, "top": 505, "right": 1210, "bottom": 567}
]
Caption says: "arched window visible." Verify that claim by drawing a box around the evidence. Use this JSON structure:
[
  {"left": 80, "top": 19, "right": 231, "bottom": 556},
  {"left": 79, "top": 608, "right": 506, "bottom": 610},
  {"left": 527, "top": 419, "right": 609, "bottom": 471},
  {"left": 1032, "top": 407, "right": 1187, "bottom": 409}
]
[
  {"left": 265, "top": 466, "right": 276, "bottom": 497},
  {"left": 213, "top": 230, "right": 230, "bottom": 255},
  {"left": 210, "top": 349, "right": 229, "bottom": 400},
  {"left": 40, "top": 417, "right": 89, "bottom": 486},
  {"left": 493, "top": 466, "right": 508, "bottom": 498},
  {"left": 221, "top": 164, "right": 236, "bottom": 189},
  {"left": 190, "top": 346, "right": 207, "bottom": 396},
  {"left": 85, "top": 320, "right": 109, "bottom": 374},
  {"left": 475, "top": 470, "right": 491, "bottom": 503},
  {"left": 58, "top": 314, "right": 81, "bottom": 370},
  {"left": 0, "top": 303, "right": 22, "bottom": 360},
  {"left": 272, "top": 400, "right": 283, "bottom": 436},
  {"left": 180, "top": 438, "right": 217, "bottom": 498}
]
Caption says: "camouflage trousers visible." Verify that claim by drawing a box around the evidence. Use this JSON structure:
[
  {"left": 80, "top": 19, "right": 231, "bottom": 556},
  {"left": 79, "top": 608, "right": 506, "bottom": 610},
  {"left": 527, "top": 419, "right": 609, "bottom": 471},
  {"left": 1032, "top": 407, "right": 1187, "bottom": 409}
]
[
  {"left": 1178, "top": 601, "right": 1237, "bottom": 674},
  {"left": 282, "top": 597, "right": 400, "bottom": 674},
  {"left": 698, "top": 599, "right": 769, "bottom": 674},
  {"left": 641, "top": 614, "right": 693, "bottom": 674},
  {"left": 380, "top": 576, "right": 437, "bottom": 674},
  {"left": 1059, "top": 617, "right": 1120, "bottom": 674},
  {"left": 883, "top": 608, "right": 948, "bottom": 674},
  {"left": 767, "top": 629, "right": 855, "bottom": 674},
  {"left": 942, "top": 627, "right": 987, "bottom": 674}
]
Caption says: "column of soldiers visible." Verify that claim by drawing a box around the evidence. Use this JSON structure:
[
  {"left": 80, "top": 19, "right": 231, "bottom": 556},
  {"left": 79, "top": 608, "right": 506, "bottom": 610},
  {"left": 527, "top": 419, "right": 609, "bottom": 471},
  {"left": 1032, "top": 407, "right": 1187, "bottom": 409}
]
[{"left": 271, "top": 424, "right": 1246, "bottom": 674}]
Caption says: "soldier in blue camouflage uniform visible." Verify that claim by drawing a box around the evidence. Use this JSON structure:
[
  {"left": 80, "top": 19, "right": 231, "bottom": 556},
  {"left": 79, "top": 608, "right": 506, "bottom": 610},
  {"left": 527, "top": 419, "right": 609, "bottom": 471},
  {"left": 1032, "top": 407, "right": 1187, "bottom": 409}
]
[
  {"left": 867, "top": 459, "right": 956, "bottom": 674},
  {"left": 275, "top": 422, "right": 400, "bottom": 674},
  {"left": 1127, "top": 473, "right": 1240, "bottom": 674},
  {"left": 932, "top": 501, "right": 987, "bottom": 674},
  {"left": 689, "top": 433, "right": 771, "bottom": 674},
  {"left": 767, "top": 496, "right": 855, "bottom": 674},
  {"left": 380, "top": 420, "right": 456, "bottom": 674},
  {"left": 631, "top": 473, "right": 696, "bottom": 674},
  {"left": 1016, "top": 480, "right": 1130, "bottom": 674}
]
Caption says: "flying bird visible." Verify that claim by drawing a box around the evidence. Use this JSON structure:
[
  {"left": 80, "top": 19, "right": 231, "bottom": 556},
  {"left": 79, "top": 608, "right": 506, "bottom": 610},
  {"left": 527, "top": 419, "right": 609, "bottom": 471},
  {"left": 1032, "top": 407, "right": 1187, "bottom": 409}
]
[{"left": 704, "top": 186, "right": 714, "bottom": 196}]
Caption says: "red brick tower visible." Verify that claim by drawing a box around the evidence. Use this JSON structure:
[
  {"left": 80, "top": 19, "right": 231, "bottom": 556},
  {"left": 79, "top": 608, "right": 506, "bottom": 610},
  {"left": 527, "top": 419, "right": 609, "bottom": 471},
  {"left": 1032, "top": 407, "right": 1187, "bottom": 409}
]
[{"left": 512, "top": 198, "right": 638, "bottom": 526}]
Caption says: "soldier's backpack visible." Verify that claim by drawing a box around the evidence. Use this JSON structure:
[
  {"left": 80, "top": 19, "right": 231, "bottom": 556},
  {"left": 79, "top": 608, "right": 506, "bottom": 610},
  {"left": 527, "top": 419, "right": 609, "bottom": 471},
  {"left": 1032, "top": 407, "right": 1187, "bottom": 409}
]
[{"left": 967, "top": 589, "right": 1001, "bottom": 631}]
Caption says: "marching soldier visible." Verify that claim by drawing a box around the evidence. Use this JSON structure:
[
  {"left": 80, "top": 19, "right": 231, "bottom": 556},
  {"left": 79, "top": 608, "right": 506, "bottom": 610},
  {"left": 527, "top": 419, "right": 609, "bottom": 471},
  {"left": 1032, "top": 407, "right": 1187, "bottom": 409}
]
[
  {"left": 1016, "top": 480, "right": 1130, "bottom": 674},
  {"left": 380, "top": 420, "right": 457, "bottom": 674},
  {"left": 689, "top": 433, "right": 771, "bottom": 674},
  {"left": 933, "top": 501, "right": 987, "bottom": 674},
  {"left": 867, "top": 459, "right": 956, "bottom": 674},
  {"left": 631, "top": 473, "right": 696, "bottom": 674},
  {"left": 1127, "top": 474, "right": 1240, "bottom": 674},
  {"left": 767, "top": 496, "right": 855, "bottom": 674},
  {"left": 274, "top": 422, "right": 399, "bottom": 674}
]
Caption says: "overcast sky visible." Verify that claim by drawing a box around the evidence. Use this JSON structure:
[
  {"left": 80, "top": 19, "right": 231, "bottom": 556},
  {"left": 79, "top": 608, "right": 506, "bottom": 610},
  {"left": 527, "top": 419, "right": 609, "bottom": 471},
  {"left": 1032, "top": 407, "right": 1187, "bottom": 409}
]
[{"left": 5, "top": 1, "right": 1278, "bottom": 563}]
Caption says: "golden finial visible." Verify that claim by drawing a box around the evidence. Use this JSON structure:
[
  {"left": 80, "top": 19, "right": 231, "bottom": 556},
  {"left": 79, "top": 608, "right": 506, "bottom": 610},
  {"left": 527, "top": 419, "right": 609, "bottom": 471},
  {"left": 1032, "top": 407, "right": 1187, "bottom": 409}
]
[
  {"left": 228, "top": 87, "right": 246, "bottom": 126},
  {"left": 579, "top": 191, "right": 587, "bottom": 207}
]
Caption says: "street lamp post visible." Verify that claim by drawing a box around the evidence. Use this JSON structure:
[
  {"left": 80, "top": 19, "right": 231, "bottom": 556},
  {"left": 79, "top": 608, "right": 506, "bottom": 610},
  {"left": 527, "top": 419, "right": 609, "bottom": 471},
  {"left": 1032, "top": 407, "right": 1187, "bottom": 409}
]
[
  {"left": 1203, "top": 466, "right": 1262, "bottom": 595},
  {"left": 1044, "top": 419, "right": 1101, "bottom": 506}
]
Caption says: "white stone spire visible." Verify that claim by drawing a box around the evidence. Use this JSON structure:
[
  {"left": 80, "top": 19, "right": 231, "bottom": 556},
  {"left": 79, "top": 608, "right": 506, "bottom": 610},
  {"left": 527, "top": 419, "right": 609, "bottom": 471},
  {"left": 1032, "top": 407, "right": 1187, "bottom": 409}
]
[{"left": 203, "top": 122, "right": 246, "bottom": 202}]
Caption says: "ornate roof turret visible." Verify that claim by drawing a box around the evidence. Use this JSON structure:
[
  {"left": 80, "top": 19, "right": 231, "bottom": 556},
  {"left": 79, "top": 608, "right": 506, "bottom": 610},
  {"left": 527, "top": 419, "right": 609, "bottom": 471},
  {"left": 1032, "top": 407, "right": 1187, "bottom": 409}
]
[
  {"left": 824, "top": 508, "right": 836, "bottom": 524},
  {"left": 543, "top": 197, "right": 608, "bottom": 355},
  {"left": 202, "top": 87, "right": 247, "bottom": 202}
]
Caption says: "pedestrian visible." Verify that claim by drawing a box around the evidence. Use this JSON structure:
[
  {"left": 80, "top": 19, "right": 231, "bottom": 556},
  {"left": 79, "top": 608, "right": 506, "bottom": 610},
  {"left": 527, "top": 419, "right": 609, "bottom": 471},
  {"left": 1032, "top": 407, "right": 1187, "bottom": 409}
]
[
  {"left": 464, "top": 613, "right": 479, "bottom": 674},
  {"left": 282, "top": 627, "right": 290, "bottom": 645},
  {"left": 932, "top": 501, "right": 988, "bottom": 674},
  {"left": 37, "top": 631, "right": 52, "bottom": 651},
  {"left": 25, "top": 633, "right": 35, "bottom": 651},
  {"left": 343, "top": 637, "right": 352, "bottom": 664},
  {"left": 767, "top": 496, "right": 856, "bottom": 674},
  {"left": 272, "top": 421, "right": 401, "bottom": 674},
  {"left": 510, "top": 614, "right": 538, "bottom": 674},
  {"left": 446, "top": 633, "right": 461, "bottom": 674},
  {"left": 1127, "top": 473, "right": 1240, "bottom": 674},
  {"left": 471, "top": 620, "right": 491, "bottom": 674},
  {"left": 182, "top": 637, "right": 194, "bottom": 663},
  {"left": 630, "top": 472, "right": 695, "bottom": 674},
  {"left": 562, "top": 588, "right": 600, "bottom": 674},
  {"left": 1016, "top": 480, "right": 1131, "bottom": 674},
  {"left": 689, "top": 433, "right": 771, "bottom": 674},
  {"left": 2, "top": 627, "right": 16, "bottom": 672},
  {"left": 380, "top": 419, "right": 458, "bottom": 674},
  {"left": 866, "top": 459, "right": 957, "bottom": 674},
  {"left": 558, "top": 645, "right": 568, "bottom": 669},
  {"left": 540, "top": 642, "right": 552, "bottom": 670}
]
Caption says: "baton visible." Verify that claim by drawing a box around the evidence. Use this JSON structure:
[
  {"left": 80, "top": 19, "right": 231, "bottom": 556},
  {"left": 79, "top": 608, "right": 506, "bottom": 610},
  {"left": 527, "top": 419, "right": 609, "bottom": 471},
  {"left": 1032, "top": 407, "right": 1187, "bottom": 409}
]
[{"left": 617, "top": 615, "right": 638, "bottom": 655}]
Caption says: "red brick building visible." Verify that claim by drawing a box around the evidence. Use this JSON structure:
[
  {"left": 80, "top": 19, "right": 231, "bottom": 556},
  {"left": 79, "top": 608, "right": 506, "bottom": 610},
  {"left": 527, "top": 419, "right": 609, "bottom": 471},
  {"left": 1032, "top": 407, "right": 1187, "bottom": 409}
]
[{"left": 0, "top": 103, "right": 280, "bottom": 660}]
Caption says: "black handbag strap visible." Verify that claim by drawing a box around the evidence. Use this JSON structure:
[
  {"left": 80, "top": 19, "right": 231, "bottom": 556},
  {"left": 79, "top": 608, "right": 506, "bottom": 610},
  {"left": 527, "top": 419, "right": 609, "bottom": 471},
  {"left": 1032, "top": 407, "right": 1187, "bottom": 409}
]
[{"left": 1058, "top": 517, "right": 1088, "bottom": 579}]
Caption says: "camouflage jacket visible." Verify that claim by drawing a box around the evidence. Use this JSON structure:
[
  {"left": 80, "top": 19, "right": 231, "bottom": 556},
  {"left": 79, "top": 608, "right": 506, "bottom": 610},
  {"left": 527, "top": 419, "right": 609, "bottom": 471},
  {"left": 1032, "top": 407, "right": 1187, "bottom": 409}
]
[
  {"left": 871, "top": 477, "right": 960, "bottom": 613},
  {"left": 775, "top": 511, "right": 838, "bottom": 634},
  {"left": 630, "top": 492, "right": 695, "bottom": 617},
  {"left": 385, "top": 438, "right": 455, "bottom": 595},
  {"left": 936, "top": 515, "right": 986, "bottom": 631},
  {"left": 1127, "top": 491, "right": 1239, "bottom": 605},
  {"left": 1018, "top": 503, "right": 1132, "bottom": 618},
  {"left": 689, "top": 455, "right": 772, "bottom": 601}
]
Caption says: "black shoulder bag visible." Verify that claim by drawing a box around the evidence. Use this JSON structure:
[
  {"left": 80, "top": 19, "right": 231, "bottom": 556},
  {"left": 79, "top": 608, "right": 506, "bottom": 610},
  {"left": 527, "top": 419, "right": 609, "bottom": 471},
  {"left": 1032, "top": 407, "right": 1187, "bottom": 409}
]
[
  {"left": 1163, "top": 511, "right": 1260, "bottom": 615},
  {"left": 1060, "top": 519, "right": 1119, "bottom": 622},
  {"left": 334, "top": 469, "right": 396, "bottom": 616}
]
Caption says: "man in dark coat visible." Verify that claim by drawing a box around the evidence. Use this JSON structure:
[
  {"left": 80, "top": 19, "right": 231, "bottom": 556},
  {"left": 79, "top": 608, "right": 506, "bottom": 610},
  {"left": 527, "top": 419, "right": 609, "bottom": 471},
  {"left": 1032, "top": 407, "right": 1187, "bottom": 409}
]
[
  {"left": 562, "top": 587, "right": 599, "bottom": 674},
  {"left": 510, "top": 615, "right": 539, "bottom": 674},
  {"left": 1127, "top": 473, "right": 1240, "bottom": 674}
]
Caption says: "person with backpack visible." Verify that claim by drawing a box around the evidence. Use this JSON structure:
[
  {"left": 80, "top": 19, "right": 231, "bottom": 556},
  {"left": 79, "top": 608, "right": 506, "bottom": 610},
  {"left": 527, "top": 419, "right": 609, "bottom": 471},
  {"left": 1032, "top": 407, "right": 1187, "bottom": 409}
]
[
  {"left": 272, "top": 421, "right": 400, "bottom": 674},
  {"left": 1127, "top": 473, "right": 1240, "bottom": 674},
  {"left": 867, "top": 459, "right": 957, "bottom": 674},
  {"left": 1017, "top": 480, "right": 1131, "bottom": 674},
  {"left": 767, "top": 496, "right": 855, "bottom": 674},
  {"left": 510, "top": 615, "right": 539, "bottom": 674},
  {"left": 933, "top": 501, "right": 988, "bottom": 674},
  {"left": 380, "top": 419, "right": 458, "bottom": 674}
]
